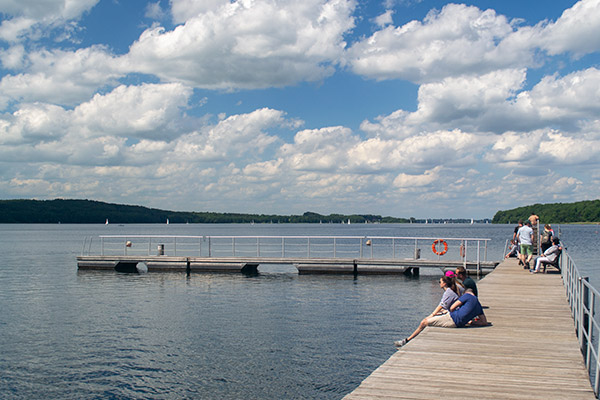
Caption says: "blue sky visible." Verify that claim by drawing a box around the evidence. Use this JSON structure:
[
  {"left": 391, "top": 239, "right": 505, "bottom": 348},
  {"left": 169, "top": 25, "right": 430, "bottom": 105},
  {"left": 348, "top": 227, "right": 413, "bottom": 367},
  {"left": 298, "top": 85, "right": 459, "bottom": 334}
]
[{"left": 0, "top": 0, "right": 599, "bottom": 219}]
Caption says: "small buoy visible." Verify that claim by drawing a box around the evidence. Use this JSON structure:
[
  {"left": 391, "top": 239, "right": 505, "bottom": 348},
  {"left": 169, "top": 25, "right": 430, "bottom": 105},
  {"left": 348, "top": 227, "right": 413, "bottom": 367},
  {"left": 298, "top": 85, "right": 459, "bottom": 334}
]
[
  {"left": 366, "top": 239, "right": 372, "bottom": 246},
  {"left": 126, "top": 241, "right": 132, "bottom": 247},
  {"left": 136, "top": 262, "right": 148, "bottom": 273}
]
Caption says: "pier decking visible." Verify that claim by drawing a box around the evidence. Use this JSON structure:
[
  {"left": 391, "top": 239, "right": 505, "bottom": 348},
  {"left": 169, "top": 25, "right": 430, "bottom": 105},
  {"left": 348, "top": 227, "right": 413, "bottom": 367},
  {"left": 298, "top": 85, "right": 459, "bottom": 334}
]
[{"left": 344, "top": 257, "right": 595, "bottom": 399}]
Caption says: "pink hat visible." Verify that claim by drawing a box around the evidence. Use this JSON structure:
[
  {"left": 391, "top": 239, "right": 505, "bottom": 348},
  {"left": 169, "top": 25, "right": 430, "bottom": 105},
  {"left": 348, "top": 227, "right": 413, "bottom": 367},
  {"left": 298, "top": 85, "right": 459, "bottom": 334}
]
[{"left": 445, "top": 270, "right": 455, "bottom": 277}]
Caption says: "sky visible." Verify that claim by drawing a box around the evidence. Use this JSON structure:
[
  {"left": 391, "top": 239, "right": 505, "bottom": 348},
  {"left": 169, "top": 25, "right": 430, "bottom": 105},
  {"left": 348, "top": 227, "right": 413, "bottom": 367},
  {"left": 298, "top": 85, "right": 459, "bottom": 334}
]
[{"left": 0, "top": 0, "right": 599, "bottom": 219}]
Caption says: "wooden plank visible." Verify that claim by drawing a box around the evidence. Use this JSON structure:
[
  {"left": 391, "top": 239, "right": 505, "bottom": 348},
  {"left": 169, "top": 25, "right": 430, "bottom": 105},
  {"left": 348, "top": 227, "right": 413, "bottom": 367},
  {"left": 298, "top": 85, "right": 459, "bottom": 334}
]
[{"left": 344, "top": 258, "right": 596, "bottom": 399}]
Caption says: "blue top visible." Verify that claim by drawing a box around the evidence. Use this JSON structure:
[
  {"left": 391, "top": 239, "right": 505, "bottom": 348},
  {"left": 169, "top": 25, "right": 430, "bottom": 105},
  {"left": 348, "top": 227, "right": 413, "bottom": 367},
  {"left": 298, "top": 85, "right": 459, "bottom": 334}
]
[
  {"left": 450, "top": 293, "right": 483, "bottom": 327},
  {"left": 439, "top": 287, "right": 459, "bottom": 310}
]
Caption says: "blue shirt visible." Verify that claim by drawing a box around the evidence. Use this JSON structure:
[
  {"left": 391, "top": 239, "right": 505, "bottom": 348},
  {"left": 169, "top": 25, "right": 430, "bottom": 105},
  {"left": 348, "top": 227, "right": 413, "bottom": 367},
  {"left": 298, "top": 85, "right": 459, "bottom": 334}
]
[
  {"left": 439, "top": 288, "right": 459, "bottom": 310},
  {"left": 450, "top": 293, "right": 483, "bottom": 327}
]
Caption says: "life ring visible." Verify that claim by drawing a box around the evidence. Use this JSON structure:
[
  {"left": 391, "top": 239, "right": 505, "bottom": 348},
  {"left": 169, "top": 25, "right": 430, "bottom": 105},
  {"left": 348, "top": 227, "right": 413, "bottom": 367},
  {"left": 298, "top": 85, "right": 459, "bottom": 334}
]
[{"left": 432, "top": 239, "right": 448, "bottom": 256}]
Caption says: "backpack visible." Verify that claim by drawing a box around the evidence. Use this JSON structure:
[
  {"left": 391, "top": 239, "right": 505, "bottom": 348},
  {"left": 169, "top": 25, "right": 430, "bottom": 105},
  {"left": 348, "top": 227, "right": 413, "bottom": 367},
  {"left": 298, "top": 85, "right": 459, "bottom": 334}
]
[{"left": 541, "top": 230, "right": 552, "bottom": 244}]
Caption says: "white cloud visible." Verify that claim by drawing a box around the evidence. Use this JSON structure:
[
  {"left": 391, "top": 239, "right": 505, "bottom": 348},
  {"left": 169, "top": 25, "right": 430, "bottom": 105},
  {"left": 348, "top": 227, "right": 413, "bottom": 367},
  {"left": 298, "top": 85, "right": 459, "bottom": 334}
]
[
  {"left": 516, "top": 68, "right": 600, "bottom": 126},
  {"left": 173, "top": 108, "right": 287, "bottom": 162},
  {"left": 125, "top": 0, "right": 355, "bottom": 89},
  {"left": 374, "top": 10, "right": 394, "bottom": 27},
  {"left": 169, "top": 0, "right": 229, "bottom": 24},
  {"left": 280, "top": 126, "right": 357, "bottom": 171},
  {"left": 393, "top": 166, "right": 441, "bottom": 188},
  {"left": 0, "top": 0, "right": 99, "bottom": 42},
  {"left": 71, "top": 83, "right": 193, "bottom": 140},
  {"left": 537, "top": 0, "right": 600, "bottom": 57},
  {"left": 0, "top": 46, "right": 123, "bottom": 107},
  {"left": 346, "top": 3, "right": 530, "bottom": 83}
]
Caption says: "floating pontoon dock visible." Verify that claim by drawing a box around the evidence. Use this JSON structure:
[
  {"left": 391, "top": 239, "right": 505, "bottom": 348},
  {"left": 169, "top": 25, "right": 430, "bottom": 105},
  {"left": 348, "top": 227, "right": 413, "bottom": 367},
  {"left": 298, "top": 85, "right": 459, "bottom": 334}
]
[{"left": 77, "top": 235, "right": 499, "bottom": 275}]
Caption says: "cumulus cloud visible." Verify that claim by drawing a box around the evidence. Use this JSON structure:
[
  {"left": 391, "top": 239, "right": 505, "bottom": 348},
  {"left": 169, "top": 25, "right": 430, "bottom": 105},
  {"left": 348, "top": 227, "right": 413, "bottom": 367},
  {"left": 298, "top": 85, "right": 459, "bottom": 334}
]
[
  {"left": 71, "top": 83, "right": 193, "bottom": 140},
  {"left": 0, "top": 46, "right": 123, "bottom": 108},
  {"left": 124, "top": 0, "right": 355, "bottom": 89},
  {"left": 170, "top": 0, "right": 230, "bottom": 24},
  {"left": 346, "top": 3, "right": 530, "bottom": 83},
  {"left": 393, "top": 166, "right": 441, "bottom": 188},
  {"left": 0, "top": 0, "right": 99, "bottom": 42},
  {"left": 0, "top": 83, "right": 194, "bottom": 164},
  {"left": 536, "top": 0, "right": 600, "bottom": 57}
]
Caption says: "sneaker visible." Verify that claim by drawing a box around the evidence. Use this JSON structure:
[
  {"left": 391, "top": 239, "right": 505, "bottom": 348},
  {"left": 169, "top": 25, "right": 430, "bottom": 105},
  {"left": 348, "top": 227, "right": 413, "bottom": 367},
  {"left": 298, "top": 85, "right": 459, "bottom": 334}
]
[
  {"left": 394, "top": 338, "right": 408, "bottom": 348},
  {"left": 525, "top": 262, "right": 530, "bottom": 269}
]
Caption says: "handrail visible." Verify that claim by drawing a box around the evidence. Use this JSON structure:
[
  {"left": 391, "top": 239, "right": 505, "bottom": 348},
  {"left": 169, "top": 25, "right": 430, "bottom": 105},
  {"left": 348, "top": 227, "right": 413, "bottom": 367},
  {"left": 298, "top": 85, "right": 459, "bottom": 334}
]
[
  {"left": 83, "top": 235, "right": 493, "bottom": 267},
  {"left": 561, "top": 247, "right": 600, "bottom": 397}
]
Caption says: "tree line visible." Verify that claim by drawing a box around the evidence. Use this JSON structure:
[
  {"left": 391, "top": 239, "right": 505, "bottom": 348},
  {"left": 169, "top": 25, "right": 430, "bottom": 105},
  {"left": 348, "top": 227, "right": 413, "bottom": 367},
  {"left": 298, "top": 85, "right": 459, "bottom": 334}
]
[
  {"left": 0, "top": 199, "right": 409, "bottom": 224},
  {"left": 492, "top": 199, "right": 600, "bottom": 224}
]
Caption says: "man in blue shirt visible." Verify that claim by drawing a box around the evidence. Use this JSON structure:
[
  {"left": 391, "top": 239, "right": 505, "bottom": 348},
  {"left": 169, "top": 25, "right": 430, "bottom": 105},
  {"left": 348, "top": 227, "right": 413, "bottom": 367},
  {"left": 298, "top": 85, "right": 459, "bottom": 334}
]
[{"left": 395, "top": 289, "right": 488, "bottom": 348}]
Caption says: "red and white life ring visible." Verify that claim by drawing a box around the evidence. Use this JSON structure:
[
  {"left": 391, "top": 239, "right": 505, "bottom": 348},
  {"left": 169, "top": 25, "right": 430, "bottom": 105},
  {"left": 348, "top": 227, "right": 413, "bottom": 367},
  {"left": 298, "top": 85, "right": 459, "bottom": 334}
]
[{"left": 432, "top": 239, "right": 448, "bottom": 256}]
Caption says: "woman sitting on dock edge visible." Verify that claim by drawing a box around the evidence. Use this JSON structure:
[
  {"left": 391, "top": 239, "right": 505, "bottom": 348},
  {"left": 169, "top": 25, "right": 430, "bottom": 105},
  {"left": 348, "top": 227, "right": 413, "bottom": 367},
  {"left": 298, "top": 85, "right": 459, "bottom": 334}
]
[{"left": 395, "top": 289, "right": 489, "bottom": 348}]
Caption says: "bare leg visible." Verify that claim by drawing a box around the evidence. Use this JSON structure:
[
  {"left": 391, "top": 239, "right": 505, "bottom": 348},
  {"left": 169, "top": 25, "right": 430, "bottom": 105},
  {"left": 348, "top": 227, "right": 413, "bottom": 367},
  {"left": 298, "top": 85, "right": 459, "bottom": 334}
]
[{"left": 406, "top": 318, "right": 429, "bottom": 342}]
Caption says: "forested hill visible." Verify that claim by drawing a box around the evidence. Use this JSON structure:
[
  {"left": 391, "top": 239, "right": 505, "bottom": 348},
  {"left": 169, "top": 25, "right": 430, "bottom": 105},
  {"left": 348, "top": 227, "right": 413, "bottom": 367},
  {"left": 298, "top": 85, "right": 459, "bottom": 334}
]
[
  {"left": 492, "top": 200, "right": 600, "bottom": 224},
  {"left": 0, "top": 199, "right": 408, "bottom": 224}
]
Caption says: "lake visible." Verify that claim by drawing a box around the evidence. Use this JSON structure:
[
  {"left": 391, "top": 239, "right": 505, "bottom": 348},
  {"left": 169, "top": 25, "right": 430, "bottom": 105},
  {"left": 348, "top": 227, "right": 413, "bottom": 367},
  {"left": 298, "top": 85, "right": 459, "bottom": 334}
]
[{"left": 0, "top": 223, "right": 598, "bottom": 399}]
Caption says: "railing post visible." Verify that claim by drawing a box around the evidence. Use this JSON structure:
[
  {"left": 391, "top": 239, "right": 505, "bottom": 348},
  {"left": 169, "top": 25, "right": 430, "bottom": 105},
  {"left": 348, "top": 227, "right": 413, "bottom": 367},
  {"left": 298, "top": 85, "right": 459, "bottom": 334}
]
[
  {"left": 334, "top": 237, "right": 337, "bottom": 258},
  {"left": 257, "top": 237, "right": 260, "bottom": 257},
  {"left": 484, "top": 239, "right": 488, "bottom": 261},
  {"left": 581, "top": 277, "right": 590, "bottom": 367},
  {"left": 208, "top": 237, "right": 211, "bottom": 257},
  {"left": 360, "top": 238, "right": 363, "bottom": 258},
  {"left": 477, "top": 241, "right": 481, "bottom": 277},
  {"left": 308, "top": 237, "right": 311, "bottom": 258},
  {"left": 282, "top": 237, "right": 285, "bottom": 257}
]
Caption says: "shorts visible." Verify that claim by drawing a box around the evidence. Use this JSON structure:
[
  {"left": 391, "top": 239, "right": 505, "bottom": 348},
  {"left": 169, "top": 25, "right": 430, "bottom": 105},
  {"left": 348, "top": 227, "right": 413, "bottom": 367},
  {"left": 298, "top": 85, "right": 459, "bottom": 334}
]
[
  {"left": 427, "top": 313, "right": 456, "bottom": 328},
  {"left": 520, "top": 244, "right": 533, "bottom": 256}
]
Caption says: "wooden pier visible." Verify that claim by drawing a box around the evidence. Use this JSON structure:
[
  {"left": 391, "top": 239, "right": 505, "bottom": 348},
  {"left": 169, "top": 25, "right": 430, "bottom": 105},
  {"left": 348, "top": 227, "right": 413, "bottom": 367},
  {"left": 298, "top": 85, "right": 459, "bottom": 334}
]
[{"left": 344, "top": 257, "right": 595, "bottom": 399}]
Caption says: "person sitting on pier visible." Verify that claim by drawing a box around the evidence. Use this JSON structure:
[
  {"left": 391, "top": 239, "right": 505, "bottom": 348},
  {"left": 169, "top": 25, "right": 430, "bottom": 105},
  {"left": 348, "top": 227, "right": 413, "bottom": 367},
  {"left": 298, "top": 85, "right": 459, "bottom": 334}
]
[
  {"left": 530, "top": 237, "right": 562, "bottom": 274},
  {"left": 431, "top": 275, "right": 461, "bottom": 316},
  {"left": 394, "top": 289, "right": 488, "bottom": 348},
  {"left": 505, "top": 240, "right": 519, "bottom": 259},
  {"left": 455, "top": 266, "right": 477, "bottom": 297}
]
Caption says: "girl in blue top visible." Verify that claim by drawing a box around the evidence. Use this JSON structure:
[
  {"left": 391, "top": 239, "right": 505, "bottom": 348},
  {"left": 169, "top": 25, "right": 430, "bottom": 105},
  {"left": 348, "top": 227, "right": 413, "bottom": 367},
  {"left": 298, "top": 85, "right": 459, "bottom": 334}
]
[{"left": 428, "top": 275, "right": 460, "bottom": 317}]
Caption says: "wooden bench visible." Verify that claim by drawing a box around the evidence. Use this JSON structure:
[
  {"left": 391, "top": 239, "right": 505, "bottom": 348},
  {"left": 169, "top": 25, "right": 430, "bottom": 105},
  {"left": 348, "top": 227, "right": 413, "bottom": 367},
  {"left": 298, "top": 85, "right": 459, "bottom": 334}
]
[{"left": 541, "top": 249, "right": 562, "bottom": 273}]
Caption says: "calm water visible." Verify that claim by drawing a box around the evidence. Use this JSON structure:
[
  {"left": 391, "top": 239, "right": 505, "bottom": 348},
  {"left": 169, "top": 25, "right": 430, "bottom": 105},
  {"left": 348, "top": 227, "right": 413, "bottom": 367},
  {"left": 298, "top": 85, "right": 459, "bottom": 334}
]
[{"left": 0, "top": 223, "right": 598, "bottom": 399}]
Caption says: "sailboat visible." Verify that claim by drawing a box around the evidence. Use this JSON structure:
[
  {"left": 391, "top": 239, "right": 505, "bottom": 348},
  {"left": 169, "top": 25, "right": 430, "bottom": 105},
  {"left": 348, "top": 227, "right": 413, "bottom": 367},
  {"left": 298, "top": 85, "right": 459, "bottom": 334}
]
[
  {"left": 105, "top": 219, "right": 109, "bottom": 225},
  {"left": 166, "top": 218, "right": 169, "bottom": 224}
]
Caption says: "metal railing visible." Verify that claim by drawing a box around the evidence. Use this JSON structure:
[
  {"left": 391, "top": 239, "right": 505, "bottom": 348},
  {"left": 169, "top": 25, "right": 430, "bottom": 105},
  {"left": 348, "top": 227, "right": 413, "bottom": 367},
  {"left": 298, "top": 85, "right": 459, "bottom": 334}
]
[
  {"left": 561, "top": 248, "right": 600, "bottom": 397},
  {"left": 82, "top": 234, "right": 491, "bottom": 268}
]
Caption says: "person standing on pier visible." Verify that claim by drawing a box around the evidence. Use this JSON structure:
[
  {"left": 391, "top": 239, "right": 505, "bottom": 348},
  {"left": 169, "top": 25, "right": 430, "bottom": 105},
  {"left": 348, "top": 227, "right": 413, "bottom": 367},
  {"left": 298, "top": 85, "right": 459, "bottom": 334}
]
[
  {"left": 517, "top": 221, "right": 534, "bottom": 269},
  {"left": 529, "top": 212, "right": 539, "bottom": 226},
  {"left": 512, "top": 220, "right": 523, "bottom": 243},
  {"left": 540, "top": 224, "right": 554, "bottom": 253},
  {"left": 394, "top": 289, "right": 488, "bottom": 348}
]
